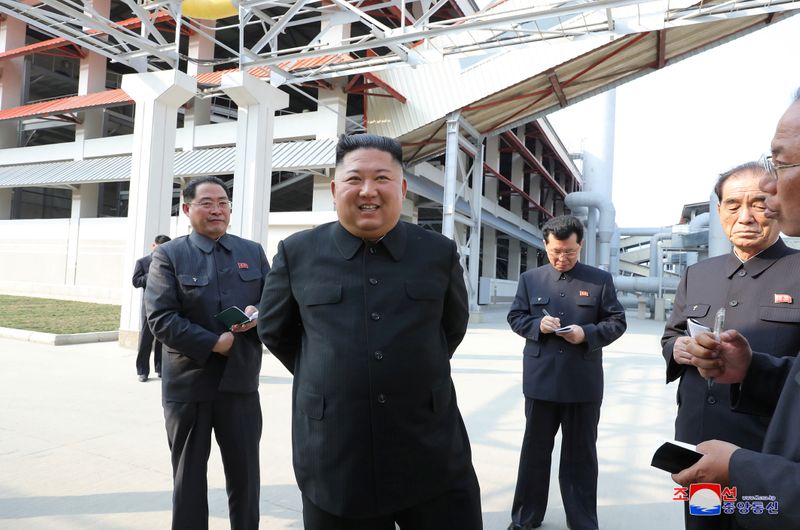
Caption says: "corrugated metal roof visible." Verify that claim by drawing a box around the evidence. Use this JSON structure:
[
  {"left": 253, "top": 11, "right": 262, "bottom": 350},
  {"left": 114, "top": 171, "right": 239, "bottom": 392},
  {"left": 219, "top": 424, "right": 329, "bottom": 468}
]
[
  {"left": 195, "top": 55, "right": 353, "bottom": 86},
  {"left": 0, "top": 12, "right": 173, "bottom": 60},
  {"left": 0, "top": 139, "right": 337, "bottom": 188},
  {"left": 365, "top": 10, "right": 800, "bottom": 164},
  {"left": 0, "top": 89, "right": 132, "bottom": 121}
]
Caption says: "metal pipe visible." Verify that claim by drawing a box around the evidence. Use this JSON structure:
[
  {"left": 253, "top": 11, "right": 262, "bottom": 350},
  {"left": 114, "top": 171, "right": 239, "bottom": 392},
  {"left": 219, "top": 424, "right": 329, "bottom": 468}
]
[
  {"left": 613, "top": 275, "right": 679, "bottom": 292},
  {"left": 442, "top": 112, "right": 459, "bottom": 239},
  {"left": 564, "top": 191, "right": 615, "bottom": 270}
]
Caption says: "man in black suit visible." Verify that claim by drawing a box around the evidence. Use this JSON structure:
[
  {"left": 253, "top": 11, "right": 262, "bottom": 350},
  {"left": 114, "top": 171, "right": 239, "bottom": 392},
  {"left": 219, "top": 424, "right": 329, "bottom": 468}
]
[
  {"left": 675, "top": 91, "right": 800, "bottom": 530},
  {"left": 258, "top": 134, "right": 482, "bottom": 530},
  {"left": 145, "top": 176, "right": 269, "bottom": 530},
  {"left": 506, "top": 215, "right": 626, "bottom": 530},
  {"left": 132, "top": 233, "right": 171, "bottom": 382},
  {"left": 662, "top": 162, "right": 800, "bottom": 530}
]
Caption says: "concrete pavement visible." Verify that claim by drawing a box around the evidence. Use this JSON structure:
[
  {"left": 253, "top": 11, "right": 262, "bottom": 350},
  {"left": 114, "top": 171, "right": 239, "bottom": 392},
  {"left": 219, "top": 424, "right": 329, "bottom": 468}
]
[{"left": 0, "top": 306, "right": 683, "bottom": 529}]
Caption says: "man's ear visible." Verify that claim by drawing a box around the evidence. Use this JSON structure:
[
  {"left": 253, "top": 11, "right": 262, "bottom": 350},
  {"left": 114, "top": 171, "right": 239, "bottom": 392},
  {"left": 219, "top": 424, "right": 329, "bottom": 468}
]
[
  {"left": 401, "top": 177, "right": 408, "bottom": 198},
  {"left": 181, "top": 202, "right": 190, "bottom": 216}
]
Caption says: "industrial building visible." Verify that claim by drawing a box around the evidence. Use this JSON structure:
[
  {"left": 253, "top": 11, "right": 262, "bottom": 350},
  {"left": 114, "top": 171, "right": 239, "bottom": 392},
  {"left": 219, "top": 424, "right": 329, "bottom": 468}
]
[{"left": 0, "top": 0, "right": 797, "bottom": 346}]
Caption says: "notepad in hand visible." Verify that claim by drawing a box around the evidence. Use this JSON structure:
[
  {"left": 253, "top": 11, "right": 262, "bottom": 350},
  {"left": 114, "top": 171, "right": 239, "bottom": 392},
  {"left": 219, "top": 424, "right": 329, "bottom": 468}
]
[
  {"left": 215, "top": 306, "right": 256, "bottom": 329},
  {"left": 651, "top": 441, "right": 703, "bottom": 473}
]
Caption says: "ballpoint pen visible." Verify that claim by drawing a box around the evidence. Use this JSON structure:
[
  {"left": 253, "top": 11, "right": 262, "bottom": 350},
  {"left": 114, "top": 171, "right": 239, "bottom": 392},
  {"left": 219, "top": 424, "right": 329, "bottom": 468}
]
[{"left": 709, "top": 307, "right": 726, "bottom": 389}]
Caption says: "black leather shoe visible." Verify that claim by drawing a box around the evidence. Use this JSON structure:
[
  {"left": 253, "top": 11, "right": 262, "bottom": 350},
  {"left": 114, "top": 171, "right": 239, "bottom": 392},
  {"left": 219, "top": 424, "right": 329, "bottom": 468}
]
[
  {"left": 156, "top": 372, "right": 162, "bottom": 378},
  {"left": 138, "top": 374, "right": 148, "bottom": 382},
  {"left": 507, "top": 523, "right": 542, "bottom": 530}
]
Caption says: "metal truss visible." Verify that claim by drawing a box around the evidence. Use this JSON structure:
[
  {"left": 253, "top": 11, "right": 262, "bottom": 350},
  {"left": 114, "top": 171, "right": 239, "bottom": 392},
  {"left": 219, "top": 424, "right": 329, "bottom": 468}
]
[
  {"left": 443, "top": 110, "right": 483, "bottom": 313},
  {"left": 1, "top": 0, "right": 798, "bottom": 83}
]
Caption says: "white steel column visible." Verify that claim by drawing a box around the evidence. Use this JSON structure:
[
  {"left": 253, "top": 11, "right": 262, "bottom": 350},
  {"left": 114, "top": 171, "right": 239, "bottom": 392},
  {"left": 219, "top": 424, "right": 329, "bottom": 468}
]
[
  {"left": 0, "top": 15, "right": 25, "bottom": 148},
  {"left": 442, "top": 112, "right": 460, "bottom": 239},
  {"left": 221, "top": 71, "right": 289, "bottom": 249},
  {"left": 507, "top": 127, "right": 525, "bottom": 281},
  {"left": 482, "top": 135, "right": 499, "bottom": 279},
  {"left": 181, "top": 18, "right": 215, "bottom": 151},
  {"left": 74, "top": 0, "right": 109, "bottom": 159},
  {"left": 468, "top": 141, "right": 484, "bottom": 313},
  {"left": 118, "top": 70, "right": 196, "bottom": 348}
]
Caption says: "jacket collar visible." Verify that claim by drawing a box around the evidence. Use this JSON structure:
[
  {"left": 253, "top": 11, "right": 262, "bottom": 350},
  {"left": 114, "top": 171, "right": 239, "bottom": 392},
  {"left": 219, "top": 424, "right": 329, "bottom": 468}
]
[
  {"left": 190, "top": 231, "right": 232, "bottom": 254},
  {"left": 333, "top": 221, "right": 407, "bottom": 261},
  {"left": 725, "top": 238, "right": 790, "bottom": 278},
  {"left": 546, "top": 261, "right": 579, "bottom": 282}
]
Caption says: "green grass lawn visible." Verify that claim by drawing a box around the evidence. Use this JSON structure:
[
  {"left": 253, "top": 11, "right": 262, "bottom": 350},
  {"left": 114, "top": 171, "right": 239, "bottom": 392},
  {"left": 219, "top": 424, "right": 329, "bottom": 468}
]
[{"left": 0, "top": 295, "right": 121, "bottom": 334}]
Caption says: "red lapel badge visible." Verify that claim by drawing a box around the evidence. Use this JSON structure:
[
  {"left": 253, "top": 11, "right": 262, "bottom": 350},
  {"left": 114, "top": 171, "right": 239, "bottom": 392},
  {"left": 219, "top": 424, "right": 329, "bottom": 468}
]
[
  {"left": 579, "top": 290, "right": 590, "bottom": 297},
  {"left": 238, "top": 262, "right": 249, "bottom": 270},
  {"left": 775, "top": 294, "right": 793, "bottom": 304}
]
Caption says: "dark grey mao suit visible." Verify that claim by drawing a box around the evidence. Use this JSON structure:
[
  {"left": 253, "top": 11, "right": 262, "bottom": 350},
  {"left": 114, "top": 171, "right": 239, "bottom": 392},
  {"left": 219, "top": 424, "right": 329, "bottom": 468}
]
[
  {"left": 257, "top": 221, "right": 481, "bottom": 524},
  {"left": 132, "top": 253, "right": 162, "bottom": 377},
  {"left": 507, "top": 262, "right": 626, "bottom": 530},
  {"left": 661, "top": 240, "right": 800, "bottom": 530},
  {"left": 145, "top": 231, "right": 269, "bottom": 530}
]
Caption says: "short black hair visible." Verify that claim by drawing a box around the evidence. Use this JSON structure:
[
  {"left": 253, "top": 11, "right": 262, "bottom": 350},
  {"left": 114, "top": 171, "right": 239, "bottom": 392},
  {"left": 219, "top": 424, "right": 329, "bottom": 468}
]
[
  {"left": 154, "top": 234, "right": 171, "bottom": 245},
  {"left": 714, "top": 161, "right": 767, "bottom": 200},
  {"left": 183, "top": 176, "right": 229, "bottom": 202},
  {"left": 336, "top": 133, "right": 404, "bottom": 167},
  {"left": 542, "top": 215, "right": 584, "bottom": 244}
]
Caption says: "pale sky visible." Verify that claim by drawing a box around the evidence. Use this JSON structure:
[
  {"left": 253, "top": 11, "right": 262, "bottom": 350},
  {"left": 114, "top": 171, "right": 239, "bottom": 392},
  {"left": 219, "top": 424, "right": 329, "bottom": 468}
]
[{"left": 548, "top": 14, "right": 800, "bottom": 228}]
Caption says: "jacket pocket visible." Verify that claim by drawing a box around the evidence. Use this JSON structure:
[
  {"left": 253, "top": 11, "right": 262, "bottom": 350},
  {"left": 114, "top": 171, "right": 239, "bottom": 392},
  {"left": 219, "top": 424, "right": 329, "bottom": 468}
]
[
  {"left": 685, "top": 303, "right": 711, "bottom": 318},
  {"left": 576, "top": 296, "right": 597, "bottom": 307},
  {"left": 760, "top": 306, "right": 800, "bottom": 324},
  {"left": 297, "top": 388, "right": 324, "bottom": 420},
  {"left": 531, "top": 296, "right": 549, "bottom": 305},
  {"left": 238, "top": 268, "right": 262, "bottom": 282},
  {"left": 405, "top": 279, "right": 441, "bottom": 300},
  {"left": 301, "top": 284, "right": 342, "bottom": 306}
]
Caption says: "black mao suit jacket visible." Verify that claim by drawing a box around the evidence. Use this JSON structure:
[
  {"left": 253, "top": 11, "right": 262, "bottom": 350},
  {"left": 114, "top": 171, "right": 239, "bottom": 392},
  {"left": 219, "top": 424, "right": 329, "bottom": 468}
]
[
  {"left": 257, "top": 221, "right": 476, "bottom": 518},
  {"left": 661, "top": 239, "right": 800, "bottom": 450},
  {"left": 145, "top": 231, "right": 269, "bottom": 402},
  {"left": 508, "top": 261, "right": 626, "bottom": 403}
]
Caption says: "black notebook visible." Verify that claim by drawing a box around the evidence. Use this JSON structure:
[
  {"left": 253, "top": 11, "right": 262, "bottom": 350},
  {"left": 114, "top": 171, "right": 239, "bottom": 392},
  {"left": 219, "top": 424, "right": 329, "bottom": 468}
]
[{"left": 651, "top": 442, "right": 703, "bottom": 474}]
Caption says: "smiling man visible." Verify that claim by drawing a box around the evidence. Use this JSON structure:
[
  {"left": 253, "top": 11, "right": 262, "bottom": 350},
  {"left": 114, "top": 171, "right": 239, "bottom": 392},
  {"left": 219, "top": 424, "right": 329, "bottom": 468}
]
[
  {"left": 258, "top": 134, "right": 482, "bottom": 529},
  {"left": 661, "top": 162, "right": 800, "bottom": 530},
  {"left": 145, "top": 176, "right": 269, "bottom": 530}
]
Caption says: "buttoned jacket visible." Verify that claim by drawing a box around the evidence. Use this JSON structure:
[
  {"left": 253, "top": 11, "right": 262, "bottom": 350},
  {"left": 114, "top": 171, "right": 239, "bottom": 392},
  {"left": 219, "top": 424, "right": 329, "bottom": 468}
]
[
  {"left": 661, "top": 239, "right": 800, "bottom": 449},
  {"left": 507, "top": 261, "right": 626, "bottom": 403},
  {"left": 257, "top": 221, "right": 474, "bottom": 518},
  {"left": 132, "top": 254, "right": 152, "bottom": 289},
  {"left": 145, "top": 231, "right": 269, "bottom": 402}
]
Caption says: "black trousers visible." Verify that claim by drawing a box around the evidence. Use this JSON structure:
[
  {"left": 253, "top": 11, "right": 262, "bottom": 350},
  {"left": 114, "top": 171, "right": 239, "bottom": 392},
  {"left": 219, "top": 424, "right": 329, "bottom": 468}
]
[
  {"left": 302, "top": 476, "right": 483, "bottom": 530},
  {"left": 510, "top": 398, "right": 601, "bottom": 530},
  {"left": 163, "top": 392, "right": 262, "bottom": 530},
  {"left": 136, "top": 307, "right": 162, "bottom": 376}
]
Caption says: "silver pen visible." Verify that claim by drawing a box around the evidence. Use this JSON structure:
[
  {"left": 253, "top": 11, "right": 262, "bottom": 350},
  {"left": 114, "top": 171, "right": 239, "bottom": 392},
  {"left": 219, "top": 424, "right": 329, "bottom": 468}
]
[
  {"left": 542, "top": 309, "right": 551, "bottom": 317},
  {"left": 709, "top": 307, "right": 726, "bottom": 389}
]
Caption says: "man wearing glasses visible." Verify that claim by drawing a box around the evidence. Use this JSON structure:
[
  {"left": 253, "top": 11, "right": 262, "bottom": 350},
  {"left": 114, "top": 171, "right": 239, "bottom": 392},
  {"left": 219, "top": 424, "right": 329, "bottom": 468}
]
[
  {"left": 675, "top": 90, "right": 800, "bottom": 529},
  {"left": 145, "top": 175, "right": 270, "bottom": 530},
  {"left": 661, "top": 161, "right": 800, "bottom": 530},
  {"left": 506, "top": 215, "right": 626, "bottom": 530}
]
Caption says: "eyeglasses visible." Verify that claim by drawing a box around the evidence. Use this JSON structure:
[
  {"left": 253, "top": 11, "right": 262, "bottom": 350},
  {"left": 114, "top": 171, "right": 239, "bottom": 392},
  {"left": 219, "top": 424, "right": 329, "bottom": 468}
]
[
  {"left": 188, "top": 200, "right": 232, "bottom": 210},
  {"left": 548, "top": 249, "right": 579, "bottom": 258},
  {"left": 761, "top": 155, "right": 800, "bottom": 180}
]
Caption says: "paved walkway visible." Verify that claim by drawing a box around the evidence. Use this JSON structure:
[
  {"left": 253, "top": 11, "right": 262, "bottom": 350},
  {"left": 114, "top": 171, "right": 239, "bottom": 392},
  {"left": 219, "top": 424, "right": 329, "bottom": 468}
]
[{"left": 0, "top": 306, "right": 683, "bottom": 529}]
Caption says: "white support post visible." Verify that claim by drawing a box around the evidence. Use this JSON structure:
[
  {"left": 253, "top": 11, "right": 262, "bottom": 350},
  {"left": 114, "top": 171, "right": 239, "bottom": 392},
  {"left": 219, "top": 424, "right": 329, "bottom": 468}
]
[
  {"left": 0, "top": 189, "right": 11, "bottom": 219},
  {"left": 74, "top": 0, "right": 109, "bottom": 160},
  {"left": 221, "top": 71, "right": 289, "bottom": 250},
  {"left": 467, "top": 140, "right": 484, "bottom": 314},
  {"left": 0, "top": 15, "right": 25, "bottom": 148},
  {"left": 181, "top": 18, "right": 215, "bottom": 151},
  {"left": 442, "top": 112, "right": 460, "bottom": 239},
  {"left": 118, "top": 70, "right": 196, "bottom": 348}
]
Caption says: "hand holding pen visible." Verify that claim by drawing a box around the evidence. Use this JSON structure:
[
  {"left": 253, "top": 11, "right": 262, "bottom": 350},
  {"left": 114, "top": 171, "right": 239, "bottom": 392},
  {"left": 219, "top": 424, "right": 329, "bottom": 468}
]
[
  {"left": 708, "top": 307, "right": 726, "bottom": 389},
  {"left": 540, "top": 309, "right": 561, "bottom": 334}
]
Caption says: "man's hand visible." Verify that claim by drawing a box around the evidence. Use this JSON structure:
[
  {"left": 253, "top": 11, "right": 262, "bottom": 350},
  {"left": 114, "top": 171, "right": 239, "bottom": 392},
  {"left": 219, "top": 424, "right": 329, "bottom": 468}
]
[
  {"left": 540, "top": 315, "right": 562, "bottom": 334},
  {"left": 672, "top": 440, "right": 739, "bottom": 486},
  {"left": 557, "top": 325, "right": 585, "bottom": 345},
  {"left": 213, "top": 331, "right": 234, "bottom": 356},
  {"left": 231, "top": 305, "right": 258, "bottom": 333},
  {"left": 672, "top": 336, "right": 695, "bottom": 365},
  {"left": 686, "top": 330, "right": 753, "bottom": 384}
]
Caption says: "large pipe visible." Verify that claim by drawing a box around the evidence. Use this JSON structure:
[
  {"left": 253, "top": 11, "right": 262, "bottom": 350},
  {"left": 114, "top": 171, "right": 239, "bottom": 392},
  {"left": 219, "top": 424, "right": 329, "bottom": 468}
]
[
  {"left": 565, "top": 191, "right": 615, "bottom": 271},
  {"left": 619, "top": 226, "right": 673, "bottom": 236},
  {"left": 613, "top": 275, "right": 679, "bottom": 293},
  {"left": 688, "top": 212, "right": 710, "bottom": 232},
  {"left": 649, "top": 231, "right": 673, "bottom": 279}
]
